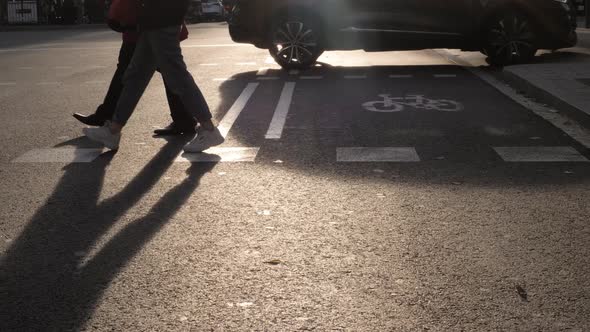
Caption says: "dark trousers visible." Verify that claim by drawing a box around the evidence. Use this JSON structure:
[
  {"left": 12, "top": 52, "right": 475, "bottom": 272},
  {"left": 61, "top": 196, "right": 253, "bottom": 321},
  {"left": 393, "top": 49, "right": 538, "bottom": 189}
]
[
  {"left": 94, "top": 41, "right": 196, "bottom": 130},
  {"left": 112, "top": 27, "right": 212, "bottom": 126}
]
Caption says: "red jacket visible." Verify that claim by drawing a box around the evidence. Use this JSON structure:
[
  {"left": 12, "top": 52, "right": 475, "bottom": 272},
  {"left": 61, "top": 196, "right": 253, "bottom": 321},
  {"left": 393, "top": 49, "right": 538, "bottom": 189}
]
[
  {"left": 122, "top": 24, "right": 188, "bottom": 44},
  {"left": 104, "top": 0, "right": 188, "bottom": 44}
]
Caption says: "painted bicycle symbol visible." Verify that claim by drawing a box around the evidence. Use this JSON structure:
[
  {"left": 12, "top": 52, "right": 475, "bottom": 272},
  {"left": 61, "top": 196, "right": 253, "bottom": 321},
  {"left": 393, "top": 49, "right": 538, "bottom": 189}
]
[{"left": 363, "top": 94, "right": 463, "bottom": 113}]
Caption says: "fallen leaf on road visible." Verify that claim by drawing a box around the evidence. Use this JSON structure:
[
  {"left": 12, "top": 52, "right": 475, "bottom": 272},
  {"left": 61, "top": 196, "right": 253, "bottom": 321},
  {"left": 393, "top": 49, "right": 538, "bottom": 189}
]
[
  {"left": 264, "top": 259, "right": 283, "bottom": 265},
  {"left": 515, "top": 284, "right": 528, "bottom": 302}
]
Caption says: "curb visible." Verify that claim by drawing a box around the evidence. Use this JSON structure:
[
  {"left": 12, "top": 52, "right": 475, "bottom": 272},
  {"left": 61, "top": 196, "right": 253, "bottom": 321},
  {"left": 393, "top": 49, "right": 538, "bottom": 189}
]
[
  {"left": 0, "top": 24, "right": 109, "bottom": 32},
  {"left": 500, "top": 68, "right": 590, "bottom": 130},
  {"left": 0, "top": 22, "right": 226, "bottom": 32}
]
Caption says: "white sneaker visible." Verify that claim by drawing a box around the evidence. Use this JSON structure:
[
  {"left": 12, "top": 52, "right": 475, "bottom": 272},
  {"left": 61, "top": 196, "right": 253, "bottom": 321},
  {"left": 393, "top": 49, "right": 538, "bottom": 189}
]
[
  {"left": 184, "top": 127, "right": 224, "bottom": 153},
  {"left": 83, "top": 122, "right": 121, "bottom": 150}
]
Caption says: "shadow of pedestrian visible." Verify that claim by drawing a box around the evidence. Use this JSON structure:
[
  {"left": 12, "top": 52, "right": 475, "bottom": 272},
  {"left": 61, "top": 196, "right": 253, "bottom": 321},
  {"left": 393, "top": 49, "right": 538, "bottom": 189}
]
[{"left": 0, "top": 137, "right": 217, "bottom": 331}]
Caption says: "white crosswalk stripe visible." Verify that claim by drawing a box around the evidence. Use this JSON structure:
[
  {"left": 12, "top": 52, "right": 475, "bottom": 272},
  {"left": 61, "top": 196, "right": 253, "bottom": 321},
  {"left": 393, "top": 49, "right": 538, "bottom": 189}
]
[
  {"left": 12, "top": 148, "right": 104, "bottom": 163},
  {"left": 337, "top": 147, "right": 421, "bottom": 162},
  {"left": 494, "top": 146, "right": 589, "bottom": 162},
  {"left": 176, "top": 147, "right": 260, "bottom": 163}
]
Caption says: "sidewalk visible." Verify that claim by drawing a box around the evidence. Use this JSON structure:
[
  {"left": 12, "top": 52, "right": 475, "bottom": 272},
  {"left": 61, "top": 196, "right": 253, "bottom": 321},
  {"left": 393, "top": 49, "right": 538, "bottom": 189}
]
[
  {"left": 500, "top": 29, "right": 590, "bottom": 128},
  {"left": 0, "top": 23, "right": 108, "bottom": 32}
]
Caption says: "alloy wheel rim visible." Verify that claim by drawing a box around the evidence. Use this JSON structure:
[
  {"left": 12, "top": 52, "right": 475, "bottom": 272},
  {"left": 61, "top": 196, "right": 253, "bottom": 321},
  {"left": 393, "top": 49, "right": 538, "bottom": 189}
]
[
  {"left": 272, "top": 21, "right": 319, "bottom": 66},
  {"left": 488, "top": 13, "right": 535, "bottom": 63}
]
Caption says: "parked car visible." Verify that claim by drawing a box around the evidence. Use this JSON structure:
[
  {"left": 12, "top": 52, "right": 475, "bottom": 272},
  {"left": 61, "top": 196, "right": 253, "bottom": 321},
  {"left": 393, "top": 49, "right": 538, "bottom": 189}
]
[
  {"left": 186, "top": 0, "right": 203, "bottom": 23},
  {"left": 201, "top": 0, "right": 225, "bottom": 21},
  {"left": 228, "top": 0, "right": 578, "bottom": 69}
]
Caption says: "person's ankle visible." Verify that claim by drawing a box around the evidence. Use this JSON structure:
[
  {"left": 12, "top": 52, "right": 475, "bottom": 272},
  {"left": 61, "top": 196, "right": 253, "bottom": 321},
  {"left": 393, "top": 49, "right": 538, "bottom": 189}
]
[
  {"left": 200, "top": 120, "right": 215, "bottom": 131},
  {"left": 109, "top": 122, "right": 123, "bottom": 134}
]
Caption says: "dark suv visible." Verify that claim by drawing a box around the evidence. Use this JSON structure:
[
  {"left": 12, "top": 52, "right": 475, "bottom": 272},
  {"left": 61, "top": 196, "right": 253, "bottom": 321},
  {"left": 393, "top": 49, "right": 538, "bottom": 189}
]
[{"left": 228, "top": 0, "right": 577, "bottom": 69}]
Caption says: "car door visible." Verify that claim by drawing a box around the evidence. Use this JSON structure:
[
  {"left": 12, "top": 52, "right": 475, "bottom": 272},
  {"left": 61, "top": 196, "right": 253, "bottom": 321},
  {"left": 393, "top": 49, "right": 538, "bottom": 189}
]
[
  {"left": 402, "top": 0, "right": 473, "bottom": 36},
  {"left": 327, "top": 0, "right": 414, "bottom": 32}
]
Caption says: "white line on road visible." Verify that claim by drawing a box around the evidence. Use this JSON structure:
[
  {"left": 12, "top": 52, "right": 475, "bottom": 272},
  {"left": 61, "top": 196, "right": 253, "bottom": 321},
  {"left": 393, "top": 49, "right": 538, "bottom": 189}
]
[
  {"left": 266, "top": 82, "right": 296, "bottom": 140},
  {"left": 200, "top": 63, "right": 219, "bottom": 66},
  {"left": 494, "top": 146, "right": 589, "bottom": 162},
  {"left": 0, "top": 44, "right": 251, "bottom": 53},
  {"left": 19, "top": 67, "right": 33, "bottom": 70},
  {"left": 12, "top": 148, "right": 104, "bottom": 163},
  {"left": 265, "top": 57, "right": 275, "bottom": 64},
  {"left": 183, "top": 44, "right": 253, "bottom": 48},
  {"left": 389, "top": 74, "right": 413, "bottom": 78},
  {"left": 36, "top": 82, "right": 60, "bottom": 86},
  {"left": 344, "top": 75, "right": 367, "bottom": 79},
  {"left": 55, "top": 66, "right": 72, "bottom": 70},
  {"left": 300, "top": 76, "right": 324, "bottom": 80},
  {"left": 337, "top": 147, "right": 421, "bottom": 162},
  {"left": 256, "top": 68, "right": 269, "bottom": 76},
  {"left": 0, "top": 82, "right": 16, "bottom": 86},
  {"left": 177, "top": 147, "right": 260, "bottom": 163},
  {"left": 237, "top": 62, "right": 257, "bottom": 66},
  {"left": 218, "top": 83, "right": 259, "bottom": 138},
  {"left": 213, "top": 78, "right": 235, "bottom": 82}
]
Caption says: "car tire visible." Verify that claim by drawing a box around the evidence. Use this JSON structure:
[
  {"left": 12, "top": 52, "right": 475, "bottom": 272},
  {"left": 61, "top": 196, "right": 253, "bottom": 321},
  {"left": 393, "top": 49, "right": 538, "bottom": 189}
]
[
  {"left": 268, "top": 12, "right": 324, "bottom": 70},
  {"left": 482, "top": 10, "right": 538, "bottom": 66}
]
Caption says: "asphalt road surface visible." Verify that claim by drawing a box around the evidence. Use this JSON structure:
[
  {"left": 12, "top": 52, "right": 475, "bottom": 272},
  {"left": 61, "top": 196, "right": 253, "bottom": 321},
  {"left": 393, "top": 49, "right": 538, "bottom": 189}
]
[{"left": 1, "top": 23, "right": 589, "bottom": 331}]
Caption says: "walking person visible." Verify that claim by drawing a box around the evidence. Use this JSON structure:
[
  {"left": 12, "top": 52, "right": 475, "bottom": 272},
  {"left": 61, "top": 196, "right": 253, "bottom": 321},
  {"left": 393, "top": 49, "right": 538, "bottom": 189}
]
[
  {"left": 84, "top": 0, "right": 223, "bottom": 152},
  {"left": 74, "top": 24, "right": 196, "bottom": 136}
]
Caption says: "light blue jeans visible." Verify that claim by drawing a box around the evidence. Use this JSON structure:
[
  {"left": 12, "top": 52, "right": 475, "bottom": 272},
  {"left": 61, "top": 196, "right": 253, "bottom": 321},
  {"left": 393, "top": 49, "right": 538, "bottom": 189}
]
[{"left": 112, "top": 26, "right": 212, "bottom": 126}]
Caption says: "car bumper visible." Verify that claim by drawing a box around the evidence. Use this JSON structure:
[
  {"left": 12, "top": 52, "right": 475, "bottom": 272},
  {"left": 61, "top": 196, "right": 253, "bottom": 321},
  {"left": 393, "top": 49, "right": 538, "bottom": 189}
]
[
  {"left": 228, "top": 1, "right": 269, "bottom": 47},
  {"left": 536, "top": 0, "right": 578, "bottom": 49}
]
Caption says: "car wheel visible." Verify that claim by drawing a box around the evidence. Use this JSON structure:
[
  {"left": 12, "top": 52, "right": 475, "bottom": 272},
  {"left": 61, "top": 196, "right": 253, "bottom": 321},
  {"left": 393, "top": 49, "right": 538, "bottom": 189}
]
[
  {"left": 269, "top": 14, "right": 324, "bottom": 70},
  {"left": 483, "top": 10, "right": 538, "bottom": 66}
]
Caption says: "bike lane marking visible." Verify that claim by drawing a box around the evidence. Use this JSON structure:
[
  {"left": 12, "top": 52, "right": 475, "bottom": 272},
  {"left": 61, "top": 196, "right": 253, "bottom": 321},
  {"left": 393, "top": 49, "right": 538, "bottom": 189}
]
[
  {"left": 436, "top": 49, "right": 590, "bottom": 150},
  {"left": 266, "top": 82, "right": 296, "bottom": 140},
  {"left": 279, "top": 66, "right": 590, "bottom": 164}
]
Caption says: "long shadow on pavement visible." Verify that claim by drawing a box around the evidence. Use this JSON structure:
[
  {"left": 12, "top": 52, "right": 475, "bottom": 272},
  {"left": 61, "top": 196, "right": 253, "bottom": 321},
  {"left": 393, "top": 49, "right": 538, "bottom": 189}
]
[{"left": 0, "top": 137, "right": 217, "bottom": 331}]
